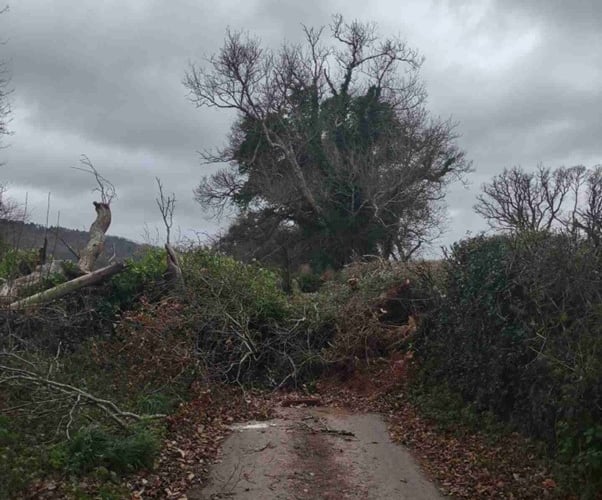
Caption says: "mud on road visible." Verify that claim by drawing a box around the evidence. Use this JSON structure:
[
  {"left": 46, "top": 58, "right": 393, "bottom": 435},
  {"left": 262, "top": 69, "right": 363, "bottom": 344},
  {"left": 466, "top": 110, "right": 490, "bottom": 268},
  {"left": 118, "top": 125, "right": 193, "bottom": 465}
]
[{"left": 188, "top": 406, "right": 443, "bottom": 499}]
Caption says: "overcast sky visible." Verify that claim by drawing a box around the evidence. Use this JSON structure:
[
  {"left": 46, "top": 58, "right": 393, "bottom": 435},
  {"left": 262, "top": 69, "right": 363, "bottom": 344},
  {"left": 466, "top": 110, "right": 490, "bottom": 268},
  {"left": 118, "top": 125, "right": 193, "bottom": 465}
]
[{"left": 1, "top": 0, "right": 600, "bottom": 252}]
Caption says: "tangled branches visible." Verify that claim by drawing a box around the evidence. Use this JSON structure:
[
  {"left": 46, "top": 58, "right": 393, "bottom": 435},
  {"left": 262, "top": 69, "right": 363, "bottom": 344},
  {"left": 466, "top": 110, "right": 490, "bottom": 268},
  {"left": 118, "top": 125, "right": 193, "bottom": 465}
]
[
  {"left": 0, "top": 350, "right": 164, "bottom": 443},
  {"left": 1, "top": 352, "right": 163, "bottom": 432}
]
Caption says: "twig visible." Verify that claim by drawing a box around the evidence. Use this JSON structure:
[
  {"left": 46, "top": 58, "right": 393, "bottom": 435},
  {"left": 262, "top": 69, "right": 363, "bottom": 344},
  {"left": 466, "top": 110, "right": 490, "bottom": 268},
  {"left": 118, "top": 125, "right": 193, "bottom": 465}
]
[
  {"left": 72, "top": 155, "right": 116, "bottom": 204},
  {"left": 58, "top": 235, "right": 80, "bottom": 260},
  {"left": 66, "top": 393, "right": 81, "bottom": 439}
]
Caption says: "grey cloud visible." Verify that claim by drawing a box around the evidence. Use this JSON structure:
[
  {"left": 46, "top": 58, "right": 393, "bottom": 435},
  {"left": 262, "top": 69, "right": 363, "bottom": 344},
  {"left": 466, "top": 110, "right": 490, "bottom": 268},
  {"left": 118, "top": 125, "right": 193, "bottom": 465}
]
[
  {"left": 1, "top": 0, "right": 600, "bottom": 252},
  {"left": 493, "top": 0, "right": 602, "bottom": 32}
]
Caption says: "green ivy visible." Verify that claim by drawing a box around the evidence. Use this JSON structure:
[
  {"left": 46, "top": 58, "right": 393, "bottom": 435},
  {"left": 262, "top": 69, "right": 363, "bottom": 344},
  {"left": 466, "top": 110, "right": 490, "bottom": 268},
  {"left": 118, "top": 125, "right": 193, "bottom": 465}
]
[{"left": 99, "top": 247, "right": 166, "bottom": 315}]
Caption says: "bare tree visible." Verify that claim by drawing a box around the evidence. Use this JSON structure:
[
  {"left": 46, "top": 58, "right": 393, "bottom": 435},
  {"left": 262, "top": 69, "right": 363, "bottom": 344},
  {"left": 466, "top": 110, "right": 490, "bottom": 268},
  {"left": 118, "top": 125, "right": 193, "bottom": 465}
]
[
  {"left": 154, "top": 177, "right": 182, "bottom": 286},
  {"left": 475, "top": 164, "right": 602, "bottom": 245},
  {"left": 0, "top": 5, "right": 11, "bottom": 154},
  {"left": 0, "top": 183, "right": 26, "bottom": 222},
  {"left": 0, "top": 5, "right": 14, "bottom": 220},
  {"left": 474, "top": 165, "right": 575, "bottom": 232},
  {"left": 573, "top": 165, "right": 602, "bottom": 246}
]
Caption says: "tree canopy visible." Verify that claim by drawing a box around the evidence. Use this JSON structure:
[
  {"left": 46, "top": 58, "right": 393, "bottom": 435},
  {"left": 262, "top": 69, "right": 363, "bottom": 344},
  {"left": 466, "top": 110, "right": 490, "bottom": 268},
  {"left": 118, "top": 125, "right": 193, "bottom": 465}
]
[{"left": 185, "top": 15, "right": 470, "bottom": 270}]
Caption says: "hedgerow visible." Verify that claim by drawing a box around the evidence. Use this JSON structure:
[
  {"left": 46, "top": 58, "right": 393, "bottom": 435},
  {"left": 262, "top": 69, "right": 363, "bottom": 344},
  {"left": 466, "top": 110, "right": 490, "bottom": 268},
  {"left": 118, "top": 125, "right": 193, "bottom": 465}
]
[{"left": 413, "top": 232, "right": 602, "bottom": 495}]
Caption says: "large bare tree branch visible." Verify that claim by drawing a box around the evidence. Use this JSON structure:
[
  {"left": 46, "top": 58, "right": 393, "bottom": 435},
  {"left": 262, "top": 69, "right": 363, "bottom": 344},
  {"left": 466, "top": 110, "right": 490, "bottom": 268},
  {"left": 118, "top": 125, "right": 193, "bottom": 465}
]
[
  {"left": 0, "top": 359, "right": 165, "bottom": 429},
  {"left": 9, "top": 262, "right": 126, "bottom": 310}
]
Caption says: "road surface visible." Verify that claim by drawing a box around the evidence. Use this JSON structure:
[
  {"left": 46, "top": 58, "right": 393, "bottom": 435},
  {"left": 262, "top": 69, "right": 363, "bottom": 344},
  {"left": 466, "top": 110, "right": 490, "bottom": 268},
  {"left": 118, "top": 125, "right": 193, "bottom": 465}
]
[{"left": 187, "top": 406, "right": 443, "bottom": 499}]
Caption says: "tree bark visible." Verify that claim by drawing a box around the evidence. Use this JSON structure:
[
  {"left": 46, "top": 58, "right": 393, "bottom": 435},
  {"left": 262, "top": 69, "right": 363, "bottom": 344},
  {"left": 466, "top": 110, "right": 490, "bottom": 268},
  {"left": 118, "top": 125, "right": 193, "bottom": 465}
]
[
  {"left": 78, "top": 201, "right": 111, "bottom": 273},
  {"left": 9, "top": 262, "right": 125, "bottom": 310}
]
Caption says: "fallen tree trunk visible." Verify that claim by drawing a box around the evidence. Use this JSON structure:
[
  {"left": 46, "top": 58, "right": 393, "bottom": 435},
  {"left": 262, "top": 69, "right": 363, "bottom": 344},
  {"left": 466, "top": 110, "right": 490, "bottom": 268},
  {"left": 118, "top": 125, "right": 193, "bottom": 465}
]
[
  {"left": 9, "top": 262, "right": 126, "bottom": 310},
  {"left": 0, "top": 261, "right": 84, "bottom": 303},
  {"left": 0, "top": 201, "right": 111, "bottom": 307},
  {"left": 0, "top": 195, "right": 118, "bottom": 308}
]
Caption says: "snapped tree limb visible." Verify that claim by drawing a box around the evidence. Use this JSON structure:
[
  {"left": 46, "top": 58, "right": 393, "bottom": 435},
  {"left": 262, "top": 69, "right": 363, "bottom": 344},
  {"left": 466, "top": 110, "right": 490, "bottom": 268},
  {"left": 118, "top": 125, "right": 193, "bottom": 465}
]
[
  {"left": 1, "top": 161, "right": 120, "bottom": 308},
  {"left": 9, "top": 262, "right": 126, "bottom": 310}
]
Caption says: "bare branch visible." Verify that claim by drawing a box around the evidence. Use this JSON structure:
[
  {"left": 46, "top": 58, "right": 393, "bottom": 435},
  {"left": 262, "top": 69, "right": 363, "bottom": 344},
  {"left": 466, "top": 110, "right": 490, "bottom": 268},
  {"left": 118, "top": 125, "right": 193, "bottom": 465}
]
[
  {"left": 0, "top": 358, "right": 165, "bottom": 430},
  {"left": 475, "top": 164, "right": 602, "bottom": 245},
  {"left": 72, "top": 155, "right": 116, "bottom": 205},
  {"left": 58, "top": 235, "right": 80, "bottom": 260},
  {"left": 155, "top": 177, "right": 176, "bottom": 245},
  {"left": 475, "top": 165, "right": 572, "bottom": 232}
]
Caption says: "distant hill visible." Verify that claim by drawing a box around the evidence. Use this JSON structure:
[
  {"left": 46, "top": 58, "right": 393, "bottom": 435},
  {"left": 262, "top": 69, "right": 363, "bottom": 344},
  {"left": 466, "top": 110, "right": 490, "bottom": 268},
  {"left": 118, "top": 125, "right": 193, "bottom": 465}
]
[{"left": 0, "top": 219, "right": 150, "bottom": 264}]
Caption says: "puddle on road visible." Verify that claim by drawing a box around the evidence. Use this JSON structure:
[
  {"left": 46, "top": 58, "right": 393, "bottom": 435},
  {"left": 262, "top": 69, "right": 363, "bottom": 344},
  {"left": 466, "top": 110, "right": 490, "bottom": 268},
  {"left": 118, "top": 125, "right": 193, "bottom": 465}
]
[{"left": 229, "top": 421, "right": 279, "bottom": 431}]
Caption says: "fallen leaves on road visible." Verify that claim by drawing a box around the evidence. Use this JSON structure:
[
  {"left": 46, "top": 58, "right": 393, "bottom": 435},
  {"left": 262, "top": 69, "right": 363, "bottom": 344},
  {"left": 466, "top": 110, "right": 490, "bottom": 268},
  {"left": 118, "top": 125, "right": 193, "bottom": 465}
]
[
  {"left": 387, "top": 402, "right": 559, "bottom": 499},
  {"left": 315, "top": 362, "right": 568, "bottom": 499},
  {"left": 128, "top": 382, "right": 273, "bottom": 499}
]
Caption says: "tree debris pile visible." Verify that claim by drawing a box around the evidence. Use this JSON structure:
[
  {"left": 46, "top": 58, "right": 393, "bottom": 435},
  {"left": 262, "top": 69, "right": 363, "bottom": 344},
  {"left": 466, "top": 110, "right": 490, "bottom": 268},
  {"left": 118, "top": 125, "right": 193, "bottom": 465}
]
[
  {"left": 2, "top": 236, "right": 600, "bottom": 498},
  {"left": 0, "top": 247, "right": 168, "bottom": 498},
  {"left": 313, "top": 258, "right": 439, "bottom": 370},
  {"left": 177, "top": 248, "right": 333, "bottom": 387}
]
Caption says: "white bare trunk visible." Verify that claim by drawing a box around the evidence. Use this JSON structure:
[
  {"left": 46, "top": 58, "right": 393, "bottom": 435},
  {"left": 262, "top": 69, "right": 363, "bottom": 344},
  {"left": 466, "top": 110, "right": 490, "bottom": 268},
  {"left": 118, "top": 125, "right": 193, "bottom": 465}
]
[{"left": 78, "top": 201, "right": 112, "bottom": 273}]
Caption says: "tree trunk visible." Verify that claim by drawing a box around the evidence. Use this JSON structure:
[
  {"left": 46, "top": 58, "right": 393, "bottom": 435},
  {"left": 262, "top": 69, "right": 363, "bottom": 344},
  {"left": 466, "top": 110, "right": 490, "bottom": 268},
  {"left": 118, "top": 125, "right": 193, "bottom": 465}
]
[{"left": 78, "top": 201, "right": 111, "bottom": 273}]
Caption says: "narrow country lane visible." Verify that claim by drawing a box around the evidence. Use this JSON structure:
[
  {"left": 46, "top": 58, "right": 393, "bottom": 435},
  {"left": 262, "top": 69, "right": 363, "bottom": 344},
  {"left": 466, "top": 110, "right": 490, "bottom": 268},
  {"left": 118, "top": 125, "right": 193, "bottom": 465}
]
[{"left": 187, "top": 406, "right": 443, "bottom": 499}]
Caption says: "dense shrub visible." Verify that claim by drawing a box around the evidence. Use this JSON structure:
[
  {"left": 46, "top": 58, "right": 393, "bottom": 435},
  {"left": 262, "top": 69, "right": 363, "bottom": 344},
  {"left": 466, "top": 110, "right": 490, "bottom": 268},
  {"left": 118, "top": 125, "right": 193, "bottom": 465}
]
[
  {"left": 414, "top": 232, "right": 602, "bottom": 493},
  {"left": 0, "top": 415, "right": 46, "bottom": 498},
  {"left": 312, "top": 259, "right": 441, "bottom": 369},
  {"left": 0, "top": 248, "right": 167, "bottom": 356},
  {"left": 52, "top": 425, "right": 159, "bottom": 474},
  {"left": 92, "top": 297, "right": 200, "bottom": 398},
  {"left": 103, "top": 247, "right": 167, "bottom": 314},
  {"left": 181, "top": 248, "right": 288, "bottom": 321}
]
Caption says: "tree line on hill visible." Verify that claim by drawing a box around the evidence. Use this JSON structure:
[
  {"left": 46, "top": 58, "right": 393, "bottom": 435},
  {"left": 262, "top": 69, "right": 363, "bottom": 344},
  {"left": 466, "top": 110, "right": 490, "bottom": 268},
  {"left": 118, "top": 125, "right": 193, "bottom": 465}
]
[{"left": 0, "top": 219, "right": 146, "bottom": 266}]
